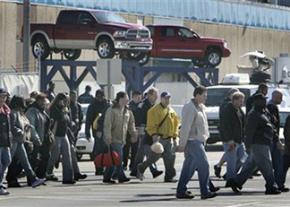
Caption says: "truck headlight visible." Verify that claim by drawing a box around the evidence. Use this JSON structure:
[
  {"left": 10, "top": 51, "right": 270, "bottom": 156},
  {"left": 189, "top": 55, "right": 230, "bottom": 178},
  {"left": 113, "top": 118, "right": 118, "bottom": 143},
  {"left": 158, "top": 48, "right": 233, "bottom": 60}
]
[
  {"left": 113, "top": 30, "right": 127, "bottom": 38},
  {"left": 223, "top": 42, "right": 228, "bottom": 48}
]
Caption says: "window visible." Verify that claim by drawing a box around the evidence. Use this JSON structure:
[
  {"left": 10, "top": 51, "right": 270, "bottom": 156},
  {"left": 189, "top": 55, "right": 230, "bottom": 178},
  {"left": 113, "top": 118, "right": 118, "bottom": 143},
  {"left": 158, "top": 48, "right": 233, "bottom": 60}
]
[
  {"left": 57, "top": 11, "right": 79, "bottom": 25},
  {"left": 177, "top": 28, "right": 195, "bottom": 38},
  {"left": 160, "top": 28, "right": 175, "bottom": 37},
  {"left": 92, "top": 11, "right": 126, "bottom": 24},
  {"left": 77, "top": 12, "right": 95, "bottom": 25}
]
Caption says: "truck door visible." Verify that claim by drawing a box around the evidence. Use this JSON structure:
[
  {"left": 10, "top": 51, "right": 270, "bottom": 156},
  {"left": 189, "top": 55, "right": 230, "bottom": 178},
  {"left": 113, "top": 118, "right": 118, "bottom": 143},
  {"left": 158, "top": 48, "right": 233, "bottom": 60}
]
[
  {"left": 176, "top": 27, "right": 202, "bottom": 58},
  {"left": 155, "top": 27, "right": 179, "bottom": 58},
  {"left": 54, "top": 11, "right": 79, "bottom": 49}
]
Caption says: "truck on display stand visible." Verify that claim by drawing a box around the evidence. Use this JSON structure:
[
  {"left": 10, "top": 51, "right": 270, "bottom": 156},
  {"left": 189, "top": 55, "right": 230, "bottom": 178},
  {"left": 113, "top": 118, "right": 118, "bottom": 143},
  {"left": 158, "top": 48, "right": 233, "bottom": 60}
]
[{"left": 27, "top": 9, "right": 152, "bottom": 61}]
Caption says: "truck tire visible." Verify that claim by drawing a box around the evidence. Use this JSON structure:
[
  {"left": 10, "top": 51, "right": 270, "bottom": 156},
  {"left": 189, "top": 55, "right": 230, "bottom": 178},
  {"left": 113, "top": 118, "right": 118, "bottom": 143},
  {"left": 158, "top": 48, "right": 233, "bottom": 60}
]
[
  {"left": 96, "top": 38, "right": 115, "bottom": 59},
  {"left": 192, "top": 58, "right": 205, "bottom": 67},
  {"left": 63, "top": 49, "right": 82, "bottom": 60},
  {"left": 127, "top": 52, "right": 150, "bottom": 65},
  {"left": 31, "top": 37, "right": 50, "bottom": 60},
  {"left": 205, "top": 48, "right": 222, "bottom": 67}
]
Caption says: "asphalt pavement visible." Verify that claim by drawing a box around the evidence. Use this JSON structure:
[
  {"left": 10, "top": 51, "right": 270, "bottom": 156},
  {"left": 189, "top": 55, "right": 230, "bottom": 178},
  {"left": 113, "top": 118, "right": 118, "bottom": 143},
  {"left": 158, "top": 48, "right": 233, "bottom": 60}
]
[{"left": 0, "top": 151, "right": 290, "bottom": 207}]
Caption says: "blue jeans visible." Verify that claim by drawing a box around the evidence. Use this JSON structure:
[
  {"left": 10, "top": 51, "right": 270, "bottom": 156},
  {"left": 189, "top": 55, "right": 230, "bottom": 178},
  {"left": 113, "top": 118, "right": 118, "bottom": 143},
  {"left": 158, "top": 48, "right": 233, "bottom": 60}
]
[
  {"left": 11, "top": 142, "right": 36, "bottom": 183},
  {"left": 47, "top": 136, "right": 73, "bottom": 181},
  {"left": 235, "top": 144, "right": 276, "bottom": 190},
  {"left": 131, "top": 134, "right": 159, "bottom": 175},
  {"left": 223, "top": 143, "right": 247, "bottom": 180},
  {"left": 271, "top": 143, "right": 284, "bottom": 188},
  {"left": 104, "top": 143, "right": 126, "bottom": 181},
  {"left": 0, "top": 147, "right": 11, "bottom": 187},
  {"left": 176, "top": 140, "right": 210, "bottom": 196}
]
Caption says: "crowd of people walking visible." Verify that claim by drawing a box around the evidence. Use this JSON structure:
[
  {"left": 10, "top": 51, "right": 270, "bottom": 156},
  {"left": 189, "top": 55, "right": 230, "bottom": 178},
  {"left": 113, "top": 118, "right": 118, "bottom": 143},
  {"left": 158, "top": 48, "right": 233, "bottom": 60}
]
[{"left": 0, "top": 82, "right": 289, "bottom": 200}]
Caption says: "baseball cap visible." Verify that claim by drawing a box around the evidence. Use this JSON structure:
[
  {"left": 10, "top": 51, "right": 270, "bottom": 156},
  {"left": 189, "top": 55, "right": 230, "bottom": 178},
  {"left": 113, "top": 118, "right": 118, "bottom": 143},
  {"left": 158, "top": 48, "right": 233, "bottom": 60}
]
[{"left": 160, "top": 91, "right": 171, "bottom": 98}]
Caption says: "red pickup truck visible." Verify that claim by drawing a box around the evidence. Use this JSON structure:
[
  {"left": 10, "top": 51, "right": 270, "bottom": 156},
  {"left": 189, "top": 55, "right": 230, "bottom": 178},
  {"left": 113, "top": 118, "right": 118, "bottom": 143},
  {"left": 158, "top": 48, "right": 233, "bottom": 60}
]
[
  {"left": 29, "top": 10, "right": 152, "bottom": 60},
  {"left": 142, "top": 25, "right": 231, "bottom": 67}
]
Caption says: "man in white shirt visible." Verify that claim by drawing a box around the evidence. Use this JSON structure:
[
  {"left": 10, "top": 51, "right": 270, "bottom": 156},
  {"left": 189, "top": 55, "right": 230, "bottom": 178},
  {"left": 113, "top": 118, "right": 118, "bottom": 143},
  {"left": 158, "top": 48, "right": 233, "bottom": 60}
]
[{"left": 176, "top": 86, "right": 216, "bottom": 200}]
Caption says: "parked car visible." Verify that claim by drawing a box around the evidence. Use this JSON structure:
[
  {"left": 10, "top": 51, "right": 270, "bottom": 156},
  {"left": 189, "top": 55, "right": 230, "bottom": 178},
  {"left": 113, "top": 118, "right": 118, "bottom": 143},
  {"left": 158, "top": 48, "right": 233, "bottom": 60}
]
[
  {"left": 139, "top": 25, "right": 231, "bottom": 66},
  {"left": 205, "top": 74, "right": 290, "bottom": 144},
  {"left": 76, "top": 104, "right": 95, "bottom": 161},
  {"left": 27, "top": 9, "right": 152, "bottom": 61}
]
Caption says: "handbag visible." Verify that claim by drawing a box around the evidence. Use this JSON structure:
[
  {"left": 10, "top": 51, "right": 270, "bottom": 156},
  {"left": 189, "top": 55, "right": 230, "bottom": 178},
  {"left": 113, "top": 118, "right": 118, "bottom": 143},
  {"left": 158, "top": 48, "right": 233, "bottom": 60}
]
[
  {"left": 94, "top": 146, "right": 121, "bottom": 168},
  {"left": 144, "top": 109, "right": 170, "bottom": 145}
]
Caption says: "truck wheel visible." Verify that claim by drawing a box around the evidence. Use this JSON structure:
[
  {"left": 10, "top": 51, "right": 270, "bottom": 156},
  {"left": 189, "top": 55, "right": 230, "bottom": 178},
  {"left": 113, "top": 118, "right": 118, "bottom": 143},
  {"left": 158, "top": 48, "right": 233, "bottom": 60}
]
[
  {"left": 31, "top": 37, "right": 50, "bottom": 60},
  {"left": 63, "top": 49, "right": 82, "bottom": 60},
  {"left": 205, "top": 48, "right": 222, "bottom": 67},
  {"left": 127, "top": 52, "right": 150, "bottom": 65},
  {"left": 192, "top": 58, "right": 205, "bottom": 67},
  {"left": 76, "top": 153, "right": 82, "bottom": 161},
  {"left": 97, "top": 38, "right": 115, "bottom": 59}
]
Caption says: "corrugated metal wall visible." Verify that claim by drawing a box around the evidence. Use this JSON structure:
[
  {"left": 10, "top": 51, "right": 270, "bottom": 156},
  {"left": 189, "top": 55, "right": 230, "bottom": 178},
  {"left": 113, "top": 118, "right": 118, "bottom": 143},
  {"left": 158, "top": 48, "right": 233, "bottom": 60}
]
[{"left": 12, "top": 0, "right": 290, "bottom": 31}]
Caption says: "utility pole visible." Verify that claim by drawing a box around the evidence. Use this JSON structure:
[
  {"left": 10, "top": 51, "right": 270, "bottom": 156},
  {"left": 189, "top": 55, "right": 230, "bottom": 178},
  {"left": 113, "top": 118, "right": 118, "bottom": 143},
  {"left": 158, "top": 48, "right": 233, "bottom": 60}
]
[{"left": 23, "top": 0, "right": 30, "bottom": 72}]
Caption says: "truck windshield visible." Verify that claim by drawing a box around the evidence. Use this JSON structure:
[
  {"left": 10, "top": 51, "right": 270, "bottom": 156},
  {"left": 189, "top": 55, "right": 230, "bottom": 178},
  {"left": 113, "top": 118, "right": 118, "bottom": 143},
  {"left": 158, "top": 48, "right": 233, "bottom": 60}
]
[
  {"left": 206, "top": 88, "right": 250, "bottom": 107},
  {"left": 92, "top": 11, "right": 126, "bottom": 24}
]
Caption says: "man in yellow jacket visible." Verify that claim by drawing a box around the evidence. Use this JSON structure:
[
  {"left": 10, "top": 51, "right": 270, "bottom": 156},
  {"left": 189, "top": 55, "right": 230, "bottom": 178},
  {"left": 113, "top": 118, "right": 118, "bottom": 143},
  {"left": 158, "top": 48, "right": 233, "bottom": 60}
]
[{"left": 137, "top": 91, "right": 180, "bottom": 182}]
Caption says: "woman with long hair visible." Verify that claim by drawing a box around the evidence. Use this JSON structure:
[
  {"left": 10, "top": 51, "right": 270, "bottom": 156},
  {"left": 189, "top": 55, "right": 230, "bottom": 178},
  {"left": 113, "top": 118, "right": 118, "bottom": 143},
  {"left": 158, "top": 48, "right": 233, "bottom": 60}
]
[
  {"left": 46, "top": 93, "right": 74, "bottom": 184},
  {"left": 103, "top": 92, "right": 137, "bottom": 184},
  {"left": 8, "top": 95, "right": 45, "bottom": 188}
]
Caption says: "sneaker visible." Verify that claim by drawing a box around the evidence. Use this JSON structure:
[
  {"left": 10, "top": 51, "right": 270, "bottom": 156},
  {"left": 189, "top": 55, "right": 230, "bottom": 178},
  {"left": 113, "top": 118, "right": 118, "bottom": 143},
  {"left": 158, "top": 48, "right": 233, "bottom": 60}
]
[
  {"left": 62, "top": 180, "right": 76, "bottom": 184},
  {"left": 137, "top": 164, "right": 145, "bottom": 181},
  {"left": 74, "top": 173, "right": 87, "bottom": 181},
  {"left": 46, "top": 174, "right": 58, "bottom": 181},
  {"left": 176, "top": 191, "right": 195, "bottom": 199},
  {"left": 103, "top": 179, "right": 116, "bottom": 184},
  {"left": 0, "top": 188, "right": 9, "bottom": 196},
  {"left": 214, "top": 164, "right": 222, "bottom": 178},
  {"left": 152, "top": 170, "right": 163, "bottom": 179},
  {"left": 32, "top": 178, "right": 46, "bottom": 188},
  {"left": 201, "top": 192, "right": 217, "bottom": 200},
  {"left": 265, "top": 187, "right": 281, "bottom": 195},
  {"left": 118, "top": 177, "right": 130, "bottom": 183}
]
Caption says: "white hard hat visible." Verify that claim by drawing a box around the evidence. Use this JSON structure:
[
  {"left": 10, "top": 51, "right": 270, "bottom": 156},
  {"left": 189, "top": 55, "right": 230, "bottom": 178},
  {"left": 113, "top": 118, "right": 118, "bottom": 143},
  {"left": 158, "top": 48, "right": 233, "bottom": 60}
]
[{"left": 151, "top": 142, "right": 164, "bottom": 154}]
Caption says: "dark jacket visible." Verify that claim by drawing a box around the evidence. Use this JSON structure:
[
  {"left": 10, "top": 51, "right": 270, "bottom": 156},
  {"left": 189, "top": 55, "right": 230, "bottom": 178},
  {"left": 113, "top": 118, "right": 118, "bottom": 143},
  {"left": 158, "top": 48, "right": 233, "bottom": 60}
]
[
  {"left": 266, "top": 101, "right": 280, "bottom": 143},
  {"left": 0, "top": 104, "right": 11, "bottom": 147},
  {"left": 50, "top": 106, "right": 70, "bottom": 137},
  {"left": 246, "top": 91, "right": 259, "bottom": 115},
  {"left": 136, "top": 98, "right": 154, "bottom": 127},
  {"left": 85, "top": 99, "right": 110, "bottom": 138},
  {"left": 128, "top": 100, "right": 141, "bottom": 127},
  {"left": 221, "top": 103, "right": 245, "bottom": 144},
  {"left": 245, "top": 107, "right": 274, "bottom": 147},
  {"left": 284, "top": 115, "right": 290, "bottom": 155},
  {"left": 78, "top": 92, "right": 94, "bottom": 104},
  {"left": 219, "top": 97, "right": 231, "bottom": 139},
  {"left": 70, "top": 101, "right": 83, "bottom": 132}
]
